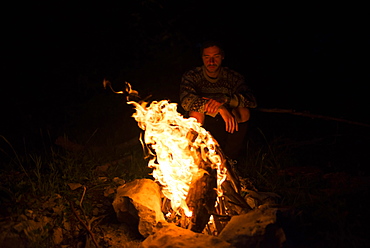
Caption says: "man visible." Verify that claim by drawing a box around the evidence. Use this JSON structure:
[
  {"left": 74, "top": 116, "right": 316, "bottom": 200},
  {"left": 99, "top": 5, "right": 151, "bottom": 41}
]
[{"left": 180, "top": 40, "right": 257, "bottom": 163}]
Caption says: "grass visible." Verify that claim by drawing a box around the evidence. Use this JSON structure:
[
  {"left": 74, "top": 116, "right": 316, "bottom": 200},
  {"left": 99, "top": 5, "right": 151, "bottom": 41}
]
[
  {"left": 0, "top": 133, "right": 150, "bottom": 247},
  {"left": 1, "top": 110, "right": 369, "bottom": 247}
]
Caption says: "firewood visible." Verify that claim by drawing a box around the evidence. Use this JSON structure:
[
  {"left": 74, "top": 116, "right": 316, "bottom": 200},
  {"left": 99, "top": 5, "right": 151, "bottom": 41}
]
[{"left": 185, "top": 161, "right": 217, "bottom": 233}]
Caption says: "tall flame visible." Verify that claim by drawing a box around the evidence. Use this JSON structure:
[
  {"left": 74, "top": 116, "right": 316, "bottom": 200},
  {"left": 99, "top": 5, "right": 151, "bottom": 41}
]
[{"left": 129, "top": 100, "right": 227, "bottom": 217}]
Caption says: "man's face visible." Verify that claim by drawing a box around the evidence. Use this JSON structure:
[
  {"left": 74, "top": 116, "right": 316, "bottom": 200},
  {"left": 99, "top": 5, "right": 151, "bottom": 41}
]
[{"left": 202, "top": 46, "right": 224, "bottom": 75}]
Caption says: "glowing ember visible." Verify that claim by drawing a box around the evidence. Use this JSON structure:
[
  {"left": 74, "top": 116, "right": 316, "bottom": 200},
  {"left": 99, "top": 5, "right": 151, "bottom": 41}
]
[{"left": 128, "top": 99, "right": 227, "bottom": 217}]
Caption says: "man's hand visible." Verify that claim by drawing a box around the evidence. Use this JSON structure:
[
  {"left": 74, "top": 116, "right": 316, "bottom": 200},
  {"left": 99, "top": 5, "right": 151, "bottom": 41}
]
[
  {"left": 203, "top": 97, "right": 227, "bottom": 115},
  {"left": 219, "top": 106, "right": 238, "bottom": 133},
  {"left": 203, "top": 97, "right": 226, "bottom": 115},
  {"left": 203, "top": 97, "right": 237, "bottom": 133}
]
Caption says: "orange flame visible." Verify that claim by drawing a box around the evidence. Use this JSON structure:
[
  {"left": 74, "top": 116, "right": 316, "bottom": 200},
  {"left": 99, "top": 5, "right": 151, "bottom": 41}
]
[{"left": 129, "top": 99, "right": 227, "bottom": 217}]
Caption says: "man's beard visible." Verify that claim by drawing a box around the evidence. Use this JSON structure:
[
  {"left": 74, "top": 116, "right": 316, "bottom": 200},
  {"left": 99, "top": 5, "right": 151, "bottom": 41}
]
[{"left": 206, "top": 64, "right": 220, "bottom": 74}]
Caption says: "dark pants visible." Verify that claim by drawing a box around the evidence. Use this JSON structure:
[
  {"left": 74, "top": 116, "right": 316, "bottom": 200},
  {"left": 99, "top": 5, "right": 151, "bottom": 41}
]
[{"left": 203, "top": 115, "right": 248, "bottom": 160}]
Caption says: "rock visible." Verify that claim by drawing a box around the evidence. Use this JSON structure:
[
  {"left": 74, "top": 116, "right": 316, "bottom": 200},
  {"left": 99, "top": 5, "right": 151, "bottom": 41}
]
[
  {"left": 141, "top": 222, "right": 232, "bottom": 248},
  {"left": 112, "top": 178, "right": 165, "bottom": 237},
  {"left": 53, "top": 227, "right": 63, "bottom": 245},
  {"left": 243, "top": 189, "right": 281, "bottom": 208},
  {"left": 219, "top": 205, "right": 286, "bottom": 248}
]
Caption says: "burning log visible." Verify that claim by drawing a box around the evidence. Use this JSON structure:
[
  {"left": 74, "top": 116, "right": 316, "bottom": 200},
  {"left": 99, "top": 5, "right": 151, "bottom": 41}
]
[
  {"left": 185, "top": 159, "right": 218, "bottom": 233},
  {"left": 220, "top": 158, "right": 252, "bottom": 215}
]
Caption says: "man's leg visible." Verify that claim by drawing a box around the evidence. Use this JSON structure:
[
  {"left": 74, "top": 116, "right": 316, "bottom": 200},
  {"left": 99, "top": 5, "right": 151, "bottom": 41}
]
[
  {"left": 203, "top": 115, "right": 228, "bottom": 150},
  {"left": 223, "top": 121, "right": 249, "bottom": 160},
  {"left": 189, "top": 111, "right": 205, "bottom": 125},
  {"left": 232, "top": 107, "right": 250, "bottom": 123}
]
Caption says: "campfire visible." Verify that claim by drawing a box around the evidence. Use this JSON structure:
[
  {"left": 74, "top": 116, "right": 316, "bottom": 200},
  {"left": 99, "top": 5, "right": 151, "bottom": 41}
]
[{"left": 104, "top": 80, "right": 253, "bottom": 235}]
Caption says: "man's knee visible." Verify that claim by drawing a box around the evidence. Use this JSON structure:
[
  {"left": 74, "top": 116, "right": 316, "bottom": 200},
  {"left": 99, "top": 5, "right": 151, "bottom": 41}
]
[
  {"left": 189, "top": 111, "right": 205, "bottom": 124},
  {"left": 232, "top": 107, "right": 250, "bottom": 123}
]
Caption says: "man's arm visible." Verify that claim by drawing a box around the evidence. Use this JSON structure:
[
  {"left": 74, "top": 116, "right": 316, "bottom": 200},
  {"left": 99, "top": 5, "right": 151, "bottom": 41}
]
[
  {"left": 180, "top": 70, "right": 208, "bottom": 113},
  {"left": 221, "top": 68, "right": 257, "bottom": 109},
  {"left": 219, "top": 106, "right": 238, "bottom": 133},
  {"left": 228, "top": 81, "right": 257, "bottom": 109}
]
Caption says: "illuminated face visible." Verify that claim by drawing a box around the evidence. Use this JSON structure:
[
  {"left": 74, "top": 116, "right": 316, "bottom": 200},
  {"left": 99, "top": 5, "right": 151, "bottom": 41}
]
[{"left": 202, "top": 46, "right": 224, "bottom": 75}]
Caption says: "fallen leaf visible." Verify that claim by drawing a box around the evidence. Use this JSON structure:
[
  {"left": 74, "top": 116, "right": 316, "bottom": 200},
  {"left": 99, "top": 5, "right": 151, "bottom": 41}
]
[
  {"left": 67, "top": 183, "right": 82, "bottom": 191},
  {"left": 104, "top": 187, "right": 115, "bottom": 197},
  {"left": 98, "top": 177, "right": 108, "bottom": 182}
]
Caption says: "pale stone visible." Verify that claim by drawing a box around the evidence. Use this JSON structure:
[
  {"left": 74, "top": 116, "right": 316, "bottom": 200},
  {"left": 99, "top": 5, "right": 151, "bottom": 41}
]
[
  {"left": 219, "top": 205, "right": 286, "bottom": 247},
  {"left": 141, "top": 222, "right": 232, "bottom": 248},
  {"left": 112, "top": 178, "right": 165, "bottom": 237}
]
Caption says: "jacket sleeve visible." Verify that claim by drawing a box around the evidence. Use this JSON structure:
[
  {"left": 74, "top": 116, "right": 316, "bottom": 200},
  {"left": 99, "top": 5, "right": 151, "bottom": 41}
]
[
  {"left": 179, "top": 71, "right": 208, "bottom": 113},
  {"left": 228, "top": 76, "right": 257, "bottom": 109}
]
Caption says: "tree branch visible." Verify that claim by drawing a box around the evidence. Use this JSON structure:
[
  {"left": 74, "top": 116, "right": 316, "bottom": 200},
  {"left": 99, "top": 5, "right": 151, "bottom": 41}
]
[{"left": 256, "top": 108, "right": 370, "bottom": 128}]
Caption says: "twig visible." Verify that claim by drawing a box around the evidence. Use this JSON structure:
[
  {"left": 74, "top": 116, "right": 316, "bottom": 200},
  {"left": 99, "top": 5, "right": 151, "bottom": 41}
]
[
  {"left": 256, "top": 108, "right": 370, "bottom": 128},
  {"left": 79, "top": 186, "right": 87, "bottom": 207},
  {"left": 69, "top": 200, "right": 100, "bottom": 248}
]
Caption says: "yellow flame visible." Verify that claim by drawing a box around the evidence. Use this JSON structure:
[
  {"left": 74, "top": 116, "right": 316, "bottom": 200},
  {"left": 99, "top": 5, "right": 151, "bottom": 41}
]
[{"left": 129, "top": 100, "right": 227, "bottom": 217}]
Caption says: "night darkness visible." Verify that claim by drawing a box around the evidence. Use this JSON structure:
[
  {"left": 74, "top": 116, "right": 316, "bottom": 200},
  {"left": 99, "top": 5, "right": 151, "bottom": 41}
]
[
  {"left": 3, "top": 2, "right": 368, "bottom": 139},
  {"left": 1, "top": 1, "right": 370, "bottom": 246},
  {"left": 2, "top": 3, "right": 369, "bottom": 170}
]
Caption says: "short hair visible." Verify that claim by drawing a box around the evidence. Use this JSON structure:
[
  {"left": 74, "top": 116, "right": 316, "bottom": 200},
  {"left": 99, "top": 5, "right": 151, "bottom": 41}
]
[{"left": 200, "top": 40, "right": 225, "bottom": 57}]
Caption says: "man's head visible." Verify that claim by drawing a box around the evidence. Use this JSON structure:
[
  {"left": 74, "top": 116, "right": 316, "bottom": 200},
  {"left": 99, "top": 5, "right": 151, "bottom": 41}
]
[{"left": 200, "top": 40, "right": 225, "bottom": 77}]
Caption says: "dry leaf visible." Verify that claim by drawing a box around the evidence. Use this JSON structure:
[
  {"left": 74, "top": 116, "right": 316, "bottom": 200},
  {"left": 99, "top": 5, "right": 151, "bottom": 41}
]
[
  {"left": 104, "top": 187, "right": 115, "bottom": 197},
  {"left": 67, "top": 183, "right": 82, "bottom": 191}
]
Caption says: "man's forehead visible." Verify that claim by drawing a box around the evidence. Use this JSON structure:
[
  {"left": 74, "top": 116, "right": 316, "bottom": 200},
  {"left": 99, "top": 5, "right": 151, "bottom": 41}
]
[{"left": 203, "top": 46, "right": 222, "bottom": 56}]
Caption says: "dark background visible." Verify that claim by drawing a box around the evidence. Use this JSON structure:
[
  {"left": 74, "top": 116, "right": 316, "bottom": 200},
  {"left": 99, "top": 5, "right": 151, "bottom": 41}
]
[{"left": 1, "top": 1, "right": 369, "bottom": 155}]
